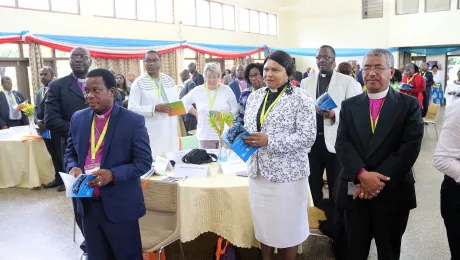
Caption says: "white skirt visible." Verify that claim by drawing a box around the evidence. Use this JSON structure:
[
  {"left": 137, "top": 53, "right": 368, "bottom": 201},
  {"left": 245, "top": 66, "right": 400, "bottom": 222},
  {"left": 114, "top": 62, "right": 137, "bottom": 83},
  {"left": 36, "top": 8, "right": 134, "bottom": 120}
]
[{"left": 249, "top": 174, "right": 309, "bottom": 248}]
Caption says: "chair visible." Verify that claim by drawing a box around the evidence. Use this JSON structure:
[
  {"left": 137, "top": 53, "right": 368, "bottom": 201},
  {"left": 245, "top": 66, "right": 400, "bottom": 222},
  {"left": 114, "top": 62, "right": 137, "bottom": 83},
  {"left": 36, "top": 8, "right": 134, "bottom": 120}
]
[
  {"left": 179, "top": 135, "right": 200, "bottom": 150},
  {"left": 140, "top": 180, "right": 185, "bottom": 260},
  {"left": 423, "top": 103, "right": 440, "bottom": 140}
]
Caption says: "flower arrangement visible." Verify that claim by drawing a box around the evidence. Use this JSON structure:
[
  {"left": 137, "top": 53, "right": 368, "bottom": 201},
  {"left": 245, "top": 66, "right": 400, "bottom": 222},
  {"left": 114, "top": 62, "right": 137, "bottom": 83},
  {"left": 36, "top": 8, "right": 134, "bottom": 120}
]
[
  {"left": 208, "top": 111, "right": 234, "bottom": 137},
  {"left": 21, "top": 102, "right": 35, "bottom": 117}
]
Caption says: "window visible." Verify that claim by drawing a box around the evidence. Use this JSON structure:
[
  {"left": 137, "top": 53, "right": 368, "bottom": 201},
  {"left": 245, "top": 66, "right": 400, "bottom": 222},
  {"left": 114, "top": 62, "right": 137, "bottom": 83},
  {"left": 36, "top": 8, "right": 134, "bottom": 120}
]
[
  {"left": 0, "top": 0, "right": 79, "bottom": 13},
  {"left": 251, "top": 52, "right": 266, "bottom": 64},
  {"left": 94, "top": 0, "right": 174, "bottom": 23},
  {"left": 396, "top": 0, "right": 419, "bottom": 14},
  {"left": 249, "top": 10, "right": 259, "bottom": 33},
  {"left": 183, "top": 49, "right": 197, "bottom": 72},
  {"left": 240, "top": 8, "right": 277, "bottom": 36},
  {"left": 210, "top": 2, "right": 223, "bottom": 29},
  {"left": 0, "top": 44, "right": 20, "bottom": 58},
  {"left": 362, "top": 0, "right": 383, "bottom": 18},
  {"left": 197, "top": 0, "right": 210, "bottom": 27},
  {"left": 239, "top": 8, "right": 250, "bottom": 32},
  {"left": 425, "top": 0, "right": 450, "bottom": 12},
  {"left": 187, "top": 0, "right": 235, "bottom": 30}
]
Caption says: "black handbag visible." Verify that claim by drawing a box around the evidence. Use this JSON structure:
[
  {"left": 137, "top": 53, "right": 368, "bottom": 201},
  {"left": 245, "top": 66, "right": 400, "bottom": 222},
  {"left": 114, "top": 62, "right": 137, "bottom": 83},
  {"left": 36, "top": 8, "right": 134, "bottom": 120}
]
[{"left": 182, "top": 149, "right": 217, "bottom": 164}]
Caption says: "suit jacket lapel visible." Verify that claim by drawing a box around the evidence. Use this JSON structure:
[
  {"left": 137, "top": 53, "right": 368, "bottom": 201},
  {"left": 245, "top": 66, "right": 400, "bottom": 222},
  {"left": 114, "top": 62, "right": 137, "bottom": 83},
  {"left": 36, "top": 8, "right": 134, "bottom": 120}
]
[
  {"left": 101, "top": 105, "right": 120, "bottom": 166},
  {"left": 78, "top": 109, "right": 93, "bottom": 165},
  {"left": 69, "top": 79, "right": 86, "bottom": 100},
  {"left": 351, "top": 93, "right": 372, "bottom": 151},
  {"left": 366, "top": 88, "right": 402, "bottom": 158}
]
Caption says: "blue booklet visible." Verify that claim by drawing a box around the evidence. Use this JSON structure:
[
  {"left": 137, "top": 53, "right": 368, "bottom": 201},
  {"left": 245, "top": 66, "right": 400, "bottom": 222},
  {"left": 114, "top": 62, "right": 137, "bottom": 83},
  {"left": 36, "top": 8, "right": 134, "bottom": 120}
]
[
  {"left": 35, "top": 129, "right": 51, "bottom": 139},
  {"left": 315, "top": 92, "right": 337, "bottom": 112},
  {"left": 399, "top": 83, "right": 413, "bottom": 90},
  {"left": 59, "top": 172, "right": 96, "bottom": 198},
  {"left": 221, "top": 123, "right": 260, "bottom": 162}
]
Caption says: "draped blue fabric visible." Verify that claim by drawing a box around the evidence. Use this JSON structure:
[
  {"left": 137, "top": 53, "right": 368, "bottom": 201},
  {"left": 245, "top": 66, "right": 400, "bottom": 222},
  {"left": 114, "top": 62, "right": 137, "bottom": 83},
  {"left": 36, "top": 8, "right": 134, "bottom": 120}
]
[{"left": 400, "top": 46, "right": 460, "bottom": 55}]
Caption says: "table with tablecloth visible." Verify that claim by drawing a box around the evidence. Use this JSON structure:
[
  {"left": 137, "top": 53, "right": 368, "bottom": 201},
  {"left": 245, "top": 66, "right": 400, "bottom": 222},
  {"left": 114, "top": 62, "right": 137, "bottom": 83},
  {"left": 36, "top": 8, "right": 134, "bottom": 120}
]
[
  {"left": 0, "top": 126, "right": 54, "bottom": 188},
  {"left": 149, "top": 163, "right": 319, "bottom": 249}
]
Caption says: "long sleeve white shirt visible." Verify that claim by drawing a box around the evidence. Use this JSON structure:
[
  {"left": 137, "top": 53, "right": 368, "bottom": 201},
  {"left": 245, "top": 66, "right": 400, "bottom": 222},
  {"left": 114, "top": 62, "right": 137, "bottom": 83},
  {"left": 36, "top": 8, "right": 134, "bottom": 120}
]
[{"left": 434, "top": 98, "right": 460, "bottom": 182}]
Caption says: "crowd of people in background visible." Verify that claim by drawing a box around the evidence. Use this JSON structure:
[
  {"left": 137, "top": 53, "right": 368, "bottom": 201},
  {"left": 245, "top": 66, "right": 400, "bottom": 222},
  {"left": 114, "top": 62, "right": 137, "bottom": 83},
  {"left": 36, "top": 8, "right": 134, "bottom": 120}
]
[{"left": 2, "top": 44, "right": 460, "bottom": 260}]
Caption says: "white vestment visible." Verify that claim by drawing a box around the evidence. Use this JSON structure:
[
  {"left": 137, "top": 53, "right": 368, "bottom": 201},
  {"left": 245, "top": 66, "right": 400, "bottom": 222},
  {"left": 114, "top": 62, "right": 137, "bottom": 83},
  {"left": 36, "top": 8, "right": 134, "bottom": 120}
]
[{"left": 129, "top": 73, "right": 179, "bottom": 157}]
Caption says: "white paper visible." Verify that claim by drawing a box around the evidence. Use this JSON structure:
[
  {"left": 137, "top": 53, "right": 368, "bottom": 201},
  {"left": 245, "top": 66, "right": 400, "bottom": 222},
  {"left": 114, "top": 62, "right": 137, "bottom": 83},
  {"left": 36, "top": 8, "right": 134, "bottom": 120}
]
[
  {"left": 154, "top": 156, "right": 173, "bottom": 175},
  {"left": 166, "top": 149, "right": 191, "bottom": 162},
  {"left": 219, "top": 160, "right": 248, "bottom": 176},
  {"left": 173, "top": 164, "right": 209, "bottom": 178},
  {"left": 59, "top": 172, "right": 76, "bottom": 198}
]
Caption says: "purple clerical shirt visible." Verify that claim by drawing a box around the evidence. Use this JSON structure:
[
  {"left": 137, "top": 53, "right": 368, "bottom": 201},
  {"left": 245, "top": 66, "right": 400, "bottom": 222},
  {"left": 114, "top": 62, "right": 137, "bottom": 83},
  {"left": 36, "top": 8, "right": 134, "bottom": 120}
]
[
  {"left": 84, "top": 106, "right": 113, "bottom": 197},
  {"left": 72, "top": 73, "right": 86, "bottom": 95}
]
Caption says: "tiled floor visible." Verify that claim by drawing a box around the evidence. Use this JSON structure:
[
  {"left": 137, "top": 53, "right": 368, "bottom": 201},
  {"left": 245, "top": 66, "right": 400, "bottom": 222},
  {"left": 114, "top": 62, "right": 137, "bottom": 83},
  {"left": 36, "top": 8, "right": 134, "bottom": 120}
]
[{"left": 0, "top": 109, "right": 451, "bottom": 260}]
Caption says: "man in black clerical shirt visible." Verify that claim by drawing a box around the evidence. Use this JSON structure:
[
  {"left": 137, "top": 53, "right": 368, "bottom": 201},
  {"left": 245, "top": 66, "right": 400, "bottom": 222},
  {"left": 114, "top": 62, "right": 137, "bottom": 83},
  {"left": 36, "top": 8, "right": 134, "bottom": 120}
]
[
  {"left": 179, "top": 69, "right": 197, "bottom": 133},
  {"left": 300, "top": 45, "right": 362, "bottom": 204},
  {"left": 188, "top": 62, "right": 204, "bottom": 86},
  {"left": 420, "top": 62, "right": 434, "bottom": 117}
]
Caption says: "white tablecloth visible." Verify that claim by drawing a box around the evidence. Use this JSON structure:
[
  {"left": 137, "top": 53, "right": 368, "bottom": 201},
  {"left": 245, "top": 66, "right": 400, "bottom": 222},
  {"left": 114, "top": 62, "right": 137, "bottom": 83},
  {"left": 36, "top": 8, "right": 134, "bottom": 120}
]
[{"left": 0, "top": 126, "right": 54, "bottom": 188}]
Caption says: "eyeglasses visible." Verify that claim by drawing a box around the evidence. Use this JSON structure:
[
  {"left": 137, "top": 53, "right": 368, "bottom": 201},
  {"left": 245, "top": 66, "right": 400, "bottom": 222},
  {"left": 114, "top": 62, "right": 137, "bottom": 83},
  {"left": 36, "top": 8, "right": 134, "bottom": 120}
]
[
  {"left": 363, "top": 66, "right": 391, "bottom": 73},
  {"left": 315, "top": 56, "right": 334, "bottom": 61},
  {"left": 249, "top": 73, "right": 262, "bottom": 79}
]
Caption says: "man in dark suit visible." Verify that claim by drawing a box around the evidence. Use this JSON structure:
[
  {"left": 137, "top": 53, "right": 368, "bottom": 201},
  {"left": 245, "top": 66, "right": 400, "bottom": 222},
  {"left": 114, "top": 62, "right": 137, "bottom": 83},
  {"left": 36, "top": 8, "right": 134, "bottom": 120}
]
[
  {"left": 420, "top": 62, "right": 434, "bottom": 117},
  {"left": 179, "top": 69, "right": 197, "bottom": 133},
  {"left": 229, "top": 64, "right": 247, "bottom": 100},
  {"left": 34, "top": 67, "right": 64, "bottom": 190},
  {"left": 45, "top": 47, "right": 91, "bottom": 259},
  {"left": 335, "top": 49, "right": 424, "bottom": 260},
  {"left": 65, "top": 68, "right": 152, "bottom": 259},
  {"left": 188, "top": 62, "right": 204, "bottom": 86},
  {"left": 0, "top": 76, "right": 28, "bottom": 129}
]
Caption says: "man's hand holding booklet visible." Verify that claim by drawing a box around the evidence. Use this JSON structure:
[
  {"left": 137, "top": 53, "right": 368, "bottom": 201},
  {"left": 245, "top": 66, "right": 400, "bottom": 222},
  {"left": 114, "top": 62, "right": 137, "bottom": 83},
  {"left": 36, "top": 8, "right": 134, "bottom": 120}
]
[{"left": 315, "top": 92, "right": 337, "bottom": 113}]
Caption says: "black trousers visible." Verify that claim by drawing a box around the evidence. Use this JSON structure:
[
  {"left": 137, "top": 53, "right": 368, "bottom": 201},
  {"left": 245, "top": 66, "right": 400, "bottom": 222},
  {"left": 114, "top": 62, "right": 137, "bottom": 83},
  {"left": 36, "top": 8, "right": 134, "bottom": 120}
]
[
  {"left": 82, "top": 200, "right": 143, "bottom": 260},
  {"left": 62, "top": 137, "right": 86, "bottom": 253},
  {"left": 344, "top": 207, "right": 410, "bottom": 260},
  {"left": 308, "top": 134, "right": 341, "bottom": 204},
  {"left": 422, "top": 85, "right": 432, "bottom": 117},
  {"left": 43, "top": 132, "right": 63, "bottom": 184},
  {"left": 441, "top": 175, "right": 460, "bottom": 260},
  {"left": 183, "top": 117, "right": 197, "bottom": 135}
]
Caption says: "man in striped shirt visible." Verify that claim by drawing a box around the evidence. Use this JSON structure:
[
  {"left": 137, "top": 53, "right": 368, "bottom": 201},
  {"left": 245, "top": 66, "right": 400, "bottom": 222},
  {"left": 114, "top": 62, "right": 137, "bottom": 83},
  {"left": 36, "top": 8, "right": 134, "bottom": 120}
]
[{"left": 128, "top": 50, "right": 179, "bottom": 157}]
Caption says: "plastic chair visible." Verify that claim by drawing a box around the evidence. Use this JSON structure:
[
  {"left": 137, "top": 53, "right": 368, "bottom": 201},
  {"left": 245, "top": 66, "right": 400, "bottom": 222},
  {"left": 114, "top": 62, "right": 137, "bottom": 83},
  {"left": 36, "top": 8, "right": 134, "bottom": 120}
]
[
  {"left": 140, "top": 180, "right": 185, "bottom": 260},
  {"left": 423, "top": 103, "right": 440, "bottom": 140},
  {"left": 179, "top": 136, "right": 199, "bottom": 150}
]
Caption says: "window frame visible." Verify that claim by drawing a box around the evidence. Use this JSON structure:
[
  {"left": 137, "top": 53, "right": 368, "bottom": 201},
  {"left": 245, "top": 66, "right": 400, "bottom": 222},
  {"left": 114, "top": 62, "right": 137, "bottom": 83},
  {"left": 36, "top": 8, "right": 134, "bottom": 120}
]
[
  {"left": 184, "top": 0, "right": 236, "bottom": 31},
  {"left": 395, "top": 0, "right": 420, "bottom": 15},
  {"left": 424, "top": 0, "right": 451, "bottom": 12},
  {"left": 239, "top": 7, "right": 277, "bottom": 36},
  {"left": 94, "top": 0, "right": 175, "bottom": 24},
  {"left": 362, "top": 0, "right": 384, "bottom": 19},
  {"left": 0, "top": 0, "right": 81, "bottom": 15}
]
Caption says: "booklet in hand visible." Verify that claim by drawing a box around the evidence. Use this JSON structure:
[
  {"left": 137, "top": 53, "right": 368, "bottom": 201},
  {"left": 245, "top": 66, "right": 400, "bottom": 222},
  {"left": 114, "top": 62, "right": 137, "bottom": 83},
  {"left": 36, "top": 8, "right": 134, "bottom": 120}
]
[
  {"left": 221, "top": 123, "right": 260, "bottom": 162},
  {"left": 167, "top": 101, "right": 186, "bottom": 116},
  {"left": 398, "top": 83, "right": 413, "bottom": 90},
  {"left": 59, "top": 172, "right": 97, "bottom": 198},
  {"left": 35, "top": 128, "right": 51, "bottom": 139},
  {"left": 315, "top": 93, "right": 337, "bottom": 113}
]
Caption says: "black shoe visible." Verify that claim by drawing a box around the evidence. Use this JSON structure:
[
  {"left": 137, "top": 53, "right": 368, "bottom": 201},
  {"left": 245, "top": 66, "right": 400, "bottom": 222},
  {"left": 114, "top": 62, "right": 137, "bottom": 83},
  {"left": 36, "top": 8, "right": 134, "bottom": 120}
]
[
  {"left": 57, "top": 185, "right": 66, "bottom": 192},
  {"left": 43, "top": 180, "right": 60, "bottom": 189}
]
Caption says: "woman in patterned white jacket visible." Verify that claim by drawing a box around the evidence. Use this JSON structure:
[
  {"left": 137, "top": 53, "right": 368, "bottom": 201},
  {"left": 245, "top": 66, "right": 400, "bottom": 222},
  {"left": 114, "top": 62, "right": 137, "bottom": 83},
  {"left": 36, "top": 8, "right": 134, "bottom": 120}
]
[{"left": 243, "top": 50, "right": 317, "bottom": 260}]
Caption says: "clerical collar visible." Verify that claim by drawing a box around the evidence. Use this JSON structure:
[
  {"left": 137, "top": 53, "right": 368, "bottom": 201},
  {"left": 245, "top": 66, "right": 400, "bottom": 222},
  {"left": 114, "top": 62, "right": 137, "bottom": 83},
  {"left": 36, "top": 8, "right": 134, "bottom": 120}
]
[
  {"left": 267, "top": 82, "right": 288, "bottom": 93},
  {"left": 72, "top": 73, "right": 86, "bottom": 83},
  {"left": 320, "top": 70, "right": 333, "bottom": 78},
  {"left": 368, "top": 87, "right": 389, "bottom": 99},
  {"left": 95, "top": 106, "right": 113, "bottom": 119}
]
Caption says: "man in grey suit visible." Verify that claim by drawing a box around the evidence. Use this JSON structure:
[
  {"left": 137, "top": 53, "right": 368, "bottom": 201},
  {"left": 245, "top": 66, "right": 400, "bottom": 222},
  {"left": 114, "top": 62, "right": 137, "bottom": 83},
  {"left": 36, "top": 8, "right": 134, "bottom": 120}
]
[
  {"left": 35, "top": 67, "right": 64, "bottom": 191},
  {"left": 0, "top": 76, "right": 28, "bottom": 129}
]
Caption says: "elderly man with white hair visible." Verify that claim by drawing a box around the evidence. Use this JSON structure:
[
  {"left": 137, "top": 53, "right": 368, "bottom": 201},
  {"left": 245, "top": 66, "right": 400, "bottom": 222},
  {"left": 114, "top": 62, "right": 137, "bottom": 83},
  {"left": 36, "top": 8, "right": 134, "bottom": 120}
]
[{"left": 181, "top": 62, "right": 238, "bottom": 149}]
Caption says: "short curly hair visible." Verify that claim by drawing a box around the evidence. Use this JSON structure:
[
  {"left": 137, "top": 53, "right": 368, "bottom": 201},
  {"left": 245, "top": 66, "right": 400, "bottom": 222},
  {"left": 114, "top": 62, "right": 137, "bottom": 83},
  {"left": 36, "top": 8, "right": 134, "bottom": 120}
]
[{"left": 244, "top": 63, "right": 264, "bottom": 83}]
